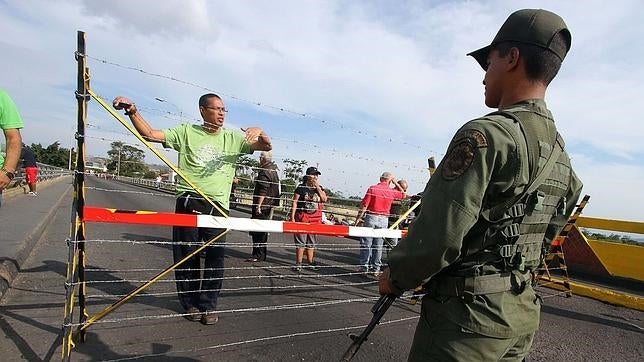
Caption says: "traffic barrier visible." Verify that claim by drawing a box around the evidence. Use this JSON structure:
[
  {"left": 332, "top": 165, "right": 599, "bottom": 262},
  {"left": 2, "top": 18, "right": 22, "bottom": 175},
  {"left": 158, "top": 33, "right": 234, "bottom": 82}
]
[{"left": 83, "top": 206, "right": 404, "bottom": 239}]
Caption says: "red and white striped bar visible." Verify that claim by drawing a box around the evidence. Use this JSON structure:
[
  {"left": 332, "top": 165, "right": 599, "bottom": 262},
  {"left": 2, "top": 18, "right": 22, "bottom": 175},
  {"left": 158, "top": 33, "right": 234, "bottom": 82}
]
[{"left": 83, "top": 207, "right": 404, "bottom": 239}]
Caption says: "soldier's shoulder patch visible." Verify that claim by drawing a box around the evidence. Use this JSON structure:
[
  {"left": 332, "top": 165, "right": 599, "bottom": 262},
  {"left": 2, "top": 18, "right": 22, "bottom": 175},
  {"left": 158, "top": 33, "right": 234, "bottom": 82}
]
[
  {"left": 442, "top": 140, "right": 476, "bottom": 180},
  {"left": 453, "top": 129, "right": 488, "bottom": 148}
]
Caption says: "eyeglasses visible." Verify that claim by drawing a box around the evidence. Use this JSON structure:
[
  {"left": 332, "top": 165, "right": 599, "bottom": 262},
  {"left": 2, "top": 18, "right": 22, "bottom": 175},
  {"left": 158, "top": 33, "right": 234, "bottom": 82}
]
[{"left": 202, "top": 106, "right": 228, "bottom": 113}]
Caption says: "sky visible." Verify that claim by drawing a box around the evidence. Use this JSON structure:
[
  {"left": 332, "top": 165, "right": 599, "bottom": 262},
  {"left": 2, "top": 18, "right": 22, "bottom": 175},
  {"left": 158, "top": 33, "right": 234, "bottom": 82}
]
[{"left": 0, "top": 0, "right": 642, "bottom": 221}]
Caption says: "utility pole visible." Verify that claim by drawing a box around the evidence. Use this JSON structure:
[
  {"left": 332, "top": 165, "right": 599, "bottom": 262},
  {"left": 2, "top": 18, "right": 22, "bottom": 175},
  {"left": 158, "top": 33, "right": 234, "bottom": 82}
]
[
  {"left": 117, "top": 144, "right": 122, "bottom": 176},
  {"left": 68, "top": 147, "right": 74, "bottom": 170}
]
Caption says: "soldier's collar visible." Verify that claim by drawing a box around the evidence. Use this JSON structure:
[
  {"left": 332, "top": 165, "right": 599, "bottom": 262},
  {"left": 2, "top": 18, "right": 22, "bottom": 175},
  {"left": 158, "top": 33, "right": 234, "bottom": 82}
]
[{"left": 501, "top": 99, "right": 553, "bottom": 121}]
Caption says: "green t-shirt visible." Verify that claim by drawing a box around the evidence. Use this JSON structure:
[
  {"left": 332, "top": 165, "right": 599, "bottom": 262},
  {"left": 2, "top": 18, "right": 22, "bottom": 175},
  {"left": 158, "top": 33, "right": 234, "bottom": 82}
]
[
  {"left": 0, "top": 90, "right": 24, "bottom": 166},
  {"left": 163, "top": 124, "right": 252, "bottom": 209}
]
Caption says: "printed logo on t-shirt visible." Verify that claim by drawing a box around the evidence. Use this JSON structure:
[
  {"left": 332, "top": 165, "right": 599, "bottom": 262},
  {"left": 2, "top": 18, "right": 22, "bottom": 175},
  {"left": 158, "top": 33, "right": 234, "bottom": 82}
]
[
  {"left": 195, "top": 144, "right": 226, "bottom": 174},
  {"left": 303, "top": 192, "right": 320, "bottom": 214}
]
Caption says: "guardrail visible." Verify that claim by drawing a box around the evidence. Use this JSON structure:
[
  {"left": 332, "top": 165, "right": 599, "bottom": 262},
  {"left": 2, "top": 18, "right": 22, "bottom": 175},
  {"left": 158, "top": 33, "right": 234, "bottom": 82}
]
[
  {"left": 113, "top": 175, "right": 363, "bottom": 223},
  {"left": 6, "top": 162, "right": 72, "bottom": 189}
]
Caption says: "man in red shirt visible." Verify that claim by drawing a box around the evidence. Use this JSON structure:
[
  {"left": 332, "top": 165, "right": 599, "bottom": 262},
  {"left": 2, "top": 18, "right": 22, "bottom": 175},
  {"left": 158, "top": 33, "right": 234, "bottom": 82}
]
[{"left": 356, "top": 172, "right": 406, "bottom": 275}]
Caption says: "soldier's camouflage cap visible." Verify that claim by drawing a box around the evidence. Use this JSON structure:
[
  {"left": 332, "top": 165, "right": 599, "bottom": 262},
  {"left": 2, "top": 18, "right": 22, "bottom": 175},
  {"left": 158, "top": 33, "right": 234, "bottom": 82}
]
[{"left": 468, "top": 9, "right": 571, "bottom": 70}]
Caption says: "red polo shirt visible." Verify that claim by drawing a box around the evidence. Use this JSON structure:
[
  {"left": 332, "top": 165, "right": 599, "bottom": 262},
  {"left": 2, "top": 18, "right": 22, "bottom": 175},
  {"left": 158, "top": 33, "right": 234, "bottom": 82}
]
[{"left": 361, "top": 181, "right": 406, "bottom": 216}]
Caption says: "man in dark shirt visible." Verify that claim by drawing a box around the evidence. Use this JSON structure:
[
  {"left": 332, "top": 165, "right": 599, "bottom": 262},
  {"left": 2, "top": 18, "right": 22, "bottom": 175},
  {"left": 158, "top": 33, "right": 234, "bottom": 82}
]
[
  {"left": 247, "top": 151, "right": 281, "bottom": 262},
  {"left": 20, "top": 143, "right": 38, "bottom": 196}
]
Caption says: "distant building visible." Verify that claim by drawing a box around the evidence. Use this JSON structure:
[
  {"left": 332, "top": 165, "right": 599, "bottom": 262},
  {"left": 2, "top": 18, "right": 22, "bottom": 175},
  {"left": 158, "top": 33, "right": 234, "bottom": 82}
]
[{"left": 85, "top": 157, "right": 107, "bottom": 174}]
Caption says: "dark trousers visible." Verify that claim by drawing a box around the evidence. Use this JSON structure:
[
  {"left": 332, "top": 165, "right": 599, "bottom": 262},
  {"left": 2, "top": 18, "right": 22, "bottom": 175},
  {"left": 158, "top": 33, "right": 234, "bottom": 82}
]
[
  {"left": 250, "top": 207, "right": 273, "bottom": 261},
  {"left": 173, "top": 194, "right": 227, "bottom": 312}
]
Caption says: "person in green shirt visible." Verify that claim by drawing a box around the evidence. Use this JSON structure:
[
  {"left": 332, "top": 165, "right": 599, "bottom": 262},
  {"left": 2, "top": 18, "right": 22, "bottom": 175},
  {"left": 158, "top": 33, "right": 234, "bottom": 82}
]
[
  {"left": 113, "top": 93, "right": 271, "bottom": 325},
  {"left": 379, "top": 9, "right": 583, "bottom": 361},
  {"left": 0, "top": 90, "right": 24, "bottom": 207}
]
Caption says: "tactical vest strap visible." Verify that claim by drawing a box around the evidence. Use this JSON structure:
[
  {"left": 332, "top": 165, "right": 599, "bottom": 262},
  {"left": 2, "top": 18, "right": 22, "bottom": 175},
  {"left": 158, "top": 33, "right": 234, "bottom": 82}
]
[
  {"left": 427, "top": 271, "right": 533, "bottom": 302},
  {"left": 484, "top": 109, "right": 564, "bottom": 222},
  {"left": 475, "top": 109, "right": 566, "bottom": 271},
  {"left": 506, "top": 203, "right": 526, "bottom": 219}
]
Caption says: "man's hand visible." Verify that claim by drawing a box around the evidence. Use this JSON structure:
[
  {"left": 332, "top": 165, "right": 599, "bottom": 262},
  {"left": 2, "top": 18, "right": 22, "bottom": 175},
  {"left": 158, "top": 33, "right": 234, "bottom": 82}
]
[
  {"left": 241, "top": 127, "right": 263, "bottom": 143},
  {"left": 378, "top": 268, "right": 395, "bottom": 295},
  {"left": 113, "top": 96, "right": 136, "bottom": 115},
  {"left": 0, "top": 172, "right": 10, "bottom": 189},
  {"left": 242, "top": 127, "right": 271, "bottom": 151}
]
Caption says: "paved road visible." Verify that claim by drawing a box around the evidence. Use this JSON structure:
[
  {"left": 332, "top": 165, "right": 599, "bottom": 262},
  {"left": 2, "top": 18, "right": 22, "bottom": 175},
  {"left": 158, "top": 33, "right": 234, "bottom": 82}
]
[{"left": 0, "top": 177, "right": 642, "bottom": 361}]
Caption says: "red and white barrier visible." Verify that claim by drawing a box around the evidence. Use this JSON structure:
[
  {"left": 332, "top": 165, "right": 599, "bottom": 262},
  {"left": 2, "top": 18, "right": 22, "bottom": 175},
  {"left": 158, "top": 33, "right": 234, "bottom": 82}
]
[{"left": 83, "top": 207, "right": 404, "bottom": 239}]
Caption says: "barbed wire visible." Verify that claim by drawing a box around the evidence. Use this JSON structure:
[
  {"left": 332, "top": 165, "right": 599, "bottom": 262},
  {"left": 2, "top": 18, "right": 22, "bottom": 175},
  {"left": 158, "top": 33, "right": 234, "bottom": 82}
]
[
  {"left": 83, "top": 263, "right": 378, "bottom": 273},
  {"left": 67, "top": 271, "right": 376, "bottom": 286},
  {"left": 101, "top": 315, "right": 420, "bottom": 361},
  {"left": 64, "top": 294, "right": 422, "bottom": 328},
  {"left": 69, "top": 239, "right": 399, "bottom": 252},
  {"left": 84, "top": 125, "right": 433, "bottom": 180},
  {"left": 64, "top": 296, "right": 379, "bottom": 327},
  {"left": 85, "top": 54, "right": 442, "bottom": 155},
  {"left": 86, "top": 280, "right": 378, "bottom": 300}
]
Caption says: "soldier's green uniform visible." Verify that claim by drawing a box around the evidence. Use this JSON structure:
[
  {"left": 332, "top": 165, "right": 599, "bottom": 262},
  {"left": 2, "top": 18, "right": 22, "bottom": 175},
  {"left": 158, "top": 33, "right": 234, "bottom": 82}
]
[{"left": 387, "top": 9, "right": 583, "bottom": 361}]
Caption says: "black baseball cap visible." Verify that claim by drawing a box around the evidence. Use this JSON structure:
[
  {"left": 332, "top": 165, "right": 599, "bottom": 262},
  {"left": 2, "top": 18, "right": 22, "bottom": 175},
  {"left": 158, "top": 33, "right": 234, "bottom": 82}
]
[
  {"left": 306, "top": 166, "right": 321, "bottom": 175},
  {"left": 468, "top": 9, "right": 571, "bottom": 70}
]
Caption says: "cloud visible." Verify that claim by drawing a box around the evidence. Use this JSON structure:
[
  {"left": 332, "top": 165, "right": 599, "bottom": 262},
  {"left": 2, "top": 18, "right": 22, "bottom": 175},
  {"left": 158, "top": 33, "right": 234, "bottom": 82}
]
[
  {"left": 1, "top": 0, "right": 642, "bottom": 219},
  {"left": 79, "top": 0, "right": 214, "bottom": 40}
]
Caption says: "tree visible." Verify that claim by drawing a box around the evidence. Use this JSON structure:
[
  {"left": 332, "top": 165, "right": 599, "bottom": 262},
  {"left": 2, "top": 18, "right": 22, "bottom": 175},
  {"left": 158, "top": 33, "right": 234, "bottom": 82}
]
[
  {"left": 106, "top": 141, "right": 149, "bottom": 177},
  {"left": 281, "top": 159, "right": 307, "bottom": 193},
  {"left": 282, "top": 158, "right": 307, "bottom": 181},
  {"left": 28, "top": 142, "right": 74, "bottom": 168},
  {"left": 235, "top": 154, "right": 260, "bottom": 190}
]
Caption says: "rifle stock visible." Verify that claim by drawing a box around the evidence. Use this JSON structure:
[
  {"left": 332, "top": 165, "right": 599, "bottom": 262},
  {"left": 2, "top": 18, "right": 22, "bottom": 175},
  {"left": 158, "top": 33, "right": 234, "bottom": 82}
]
[{"left": 341, "top": 294, "right": 397, "bottom": 361}]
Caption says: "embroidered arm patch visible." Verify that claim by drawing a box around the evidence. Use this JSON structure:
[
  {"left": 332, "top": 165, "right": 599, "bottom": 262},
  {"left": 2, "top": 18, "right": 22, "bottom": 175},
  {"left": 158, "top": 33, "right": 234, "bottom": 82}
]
[
  {"left": 442, "top": 130, "right": 487, "bottom": 180},
  {"left": 453, "top": 129, "right": 488, "bottom": 147}
]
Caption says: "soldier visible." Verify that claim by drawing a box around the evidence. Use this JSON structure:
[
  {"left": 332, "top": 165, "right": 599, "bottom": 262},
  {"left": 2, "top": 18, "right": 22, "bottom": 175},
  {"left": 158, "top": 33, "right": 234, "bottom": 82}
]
[{"left": 379, "top": 9, "right": 583, "bottom": 360}]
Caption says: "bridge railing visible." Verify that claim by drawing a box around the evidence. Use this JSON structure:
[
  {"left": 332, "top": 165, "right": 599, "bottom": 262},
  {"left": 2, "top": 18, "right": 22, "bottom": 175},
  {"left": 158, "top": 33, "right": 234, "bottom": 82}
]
[
  {"left": 112, "top": 175, "right": 177, "bottom": 193},
  {"left": 6, "top": 162, "right": 72, "bottom": 189},
  {"left": 112, "top": 176, "right": 363, "bottom": 222}
]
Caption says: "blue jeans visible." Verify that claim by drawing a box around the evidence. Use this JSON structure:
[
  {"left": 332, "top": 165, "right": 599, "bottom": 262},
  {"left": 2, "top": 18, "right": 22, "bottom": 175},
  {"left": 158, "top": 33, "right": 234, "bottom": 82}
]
[{"left": 359, "top": 214, "right": 389, "bottom": 271}]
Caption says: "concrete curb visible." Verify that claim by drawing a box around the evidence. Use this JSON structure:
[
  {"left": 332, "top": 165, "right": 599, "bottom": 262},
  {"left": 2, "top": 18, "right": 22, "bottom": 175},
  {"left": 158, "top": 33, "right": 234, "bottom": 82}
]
[
  {"left": 0, "top": 177, "right": 72, "bottom": 300},
  {"left": 541, "top": 276, "right": 644, "bottom": 311}
]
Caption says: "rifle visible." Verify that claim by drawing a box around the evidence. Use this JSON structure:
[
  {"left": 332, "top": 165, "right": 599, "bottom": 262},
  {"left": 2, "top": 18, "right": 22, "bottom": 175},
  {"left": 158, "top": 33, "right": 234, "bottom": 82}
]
[{"left": 341, "top": 294, "right": 397, "bottom": 361}]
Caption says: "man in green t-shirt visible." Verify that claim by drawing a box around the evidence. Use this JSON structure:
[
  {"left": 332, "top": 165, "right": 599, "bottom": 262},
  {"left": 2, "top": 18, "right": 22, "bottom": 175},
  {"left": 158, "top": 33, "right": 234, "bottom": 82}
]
[
  {"left": 113, "top": 93, "right": 272, "bottom": 325},
  {"left": 0, "top": 90, "right": 24, "bottom": 207}
]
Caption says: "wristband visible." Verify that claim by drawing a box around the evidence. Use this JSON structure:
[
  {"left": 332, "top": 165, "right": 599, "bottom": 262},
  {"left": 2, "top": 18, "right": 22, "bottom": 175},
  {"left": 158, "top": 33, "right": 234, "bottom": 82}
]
[{"left": 1, "top": 167, "right": 15, "bottom": 180}]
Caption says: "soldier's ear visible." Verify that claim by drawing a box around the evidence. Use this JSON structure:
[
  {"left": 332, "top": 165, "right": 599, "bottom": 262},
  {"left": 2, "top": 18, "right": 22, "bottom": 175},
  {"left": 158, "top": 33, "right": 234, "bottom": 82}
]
[{"left": 507, "top": 47, "right": 520, "bottom": 69}]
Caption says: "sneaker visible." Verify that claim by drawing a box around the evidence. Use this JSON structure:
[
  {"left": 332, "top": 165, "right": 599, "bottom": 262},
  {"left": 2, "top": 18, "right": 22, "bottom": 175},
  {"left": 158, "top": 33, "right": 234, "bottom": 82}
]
[
  {"left": 28, "top": 192, "right": 38, "bottom": 196},
  {"left": 184, "top": 307, "right": 201, "bottom": 322},
  {"left": 291, "top": 263, "right": 302, "bottom": 273},
  {"left": 307, "top": 262, "right": 319, "bottom": 271},
  {"left": 201, "top": 311, "right": 219, "bottom": 325}
]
